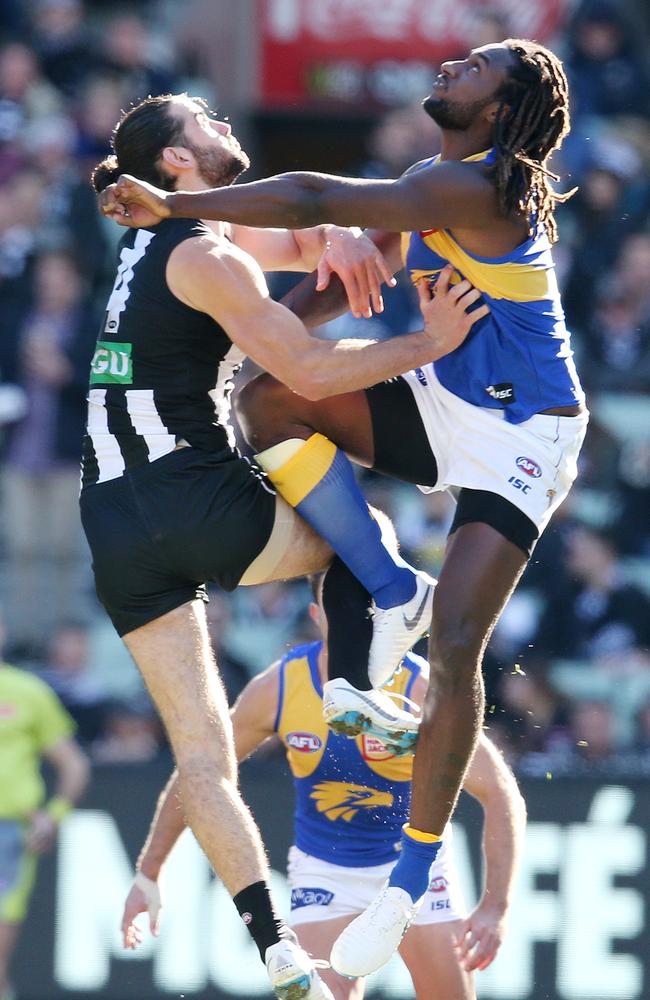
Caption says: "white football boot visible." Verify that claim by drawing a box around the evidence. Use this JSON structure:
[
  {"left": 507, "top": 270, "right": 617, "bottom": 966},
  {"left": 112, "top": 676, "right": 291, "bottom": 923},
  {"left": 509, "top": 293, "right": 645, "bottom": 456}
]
[
  {"left": 322, "top": 677, "right": 420, "bottom": 755},
  {"left": 368, "top": 571, "right": 436, "bottom": 687},
  {"left": 330, "top": 884, "right": 422, "bottom": 979},
  {"left": 266, "top": 938, "right": 334, "bottom": 1000}
]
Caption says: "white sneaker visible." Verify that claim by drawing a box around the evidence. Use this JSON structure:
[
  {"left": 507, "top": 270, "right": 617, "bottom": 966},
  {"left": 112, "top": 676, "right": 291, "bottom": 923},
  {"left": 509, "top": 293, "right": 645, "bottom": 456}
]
[
  {"left": 322, "top": 678, "right": 419, "bottom": 755},
  {"left": 368, "top": 571, "right": 436, "bottom": 687},
  {"left": 266, "top": 938, "right": 334, "bottom": 1000},
  {"left": 330, "top": 884, "right": 422, "bottom": 978}
]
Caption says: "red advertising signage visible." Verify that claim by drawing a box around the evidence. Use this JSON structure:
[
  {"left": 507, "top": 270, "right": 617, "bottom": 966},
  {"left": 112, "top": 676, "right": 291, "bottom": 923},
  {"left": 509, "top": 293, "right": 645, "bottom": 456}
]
[{"left": 260, "top": 0, "right": 568, "bottom": 109}]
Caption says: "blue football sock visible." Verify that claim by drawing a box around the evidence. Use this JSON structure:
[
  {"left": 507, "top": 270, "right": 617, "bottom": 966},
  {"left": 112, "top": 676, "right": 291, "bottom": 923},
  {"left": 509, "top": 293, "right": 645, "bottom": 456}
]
[
  {"left": 388, "top": 827, "right": 443, "bottom": 904},
  {"left": 265, "top": 434, "right": 416, "bottom": 609}
]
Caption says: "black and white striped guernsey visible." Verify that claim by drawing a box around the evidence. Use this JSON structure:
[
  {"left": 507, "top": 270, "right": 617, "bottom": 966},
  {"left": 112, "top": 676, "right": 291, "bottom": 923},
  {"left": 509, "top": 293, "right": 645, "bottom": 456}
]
[{"left": 81, "top": 218, "right": 244, "bottom": 489}]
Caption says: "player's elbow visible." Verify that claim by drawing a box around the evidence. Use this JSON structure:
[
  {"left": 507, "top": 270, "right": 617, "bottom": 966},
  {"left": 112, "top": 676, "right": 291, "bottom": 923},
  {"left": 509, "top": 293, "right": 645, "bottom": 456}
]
[{"left": 272, "top": 174, "right": 325, "bottom": 228}]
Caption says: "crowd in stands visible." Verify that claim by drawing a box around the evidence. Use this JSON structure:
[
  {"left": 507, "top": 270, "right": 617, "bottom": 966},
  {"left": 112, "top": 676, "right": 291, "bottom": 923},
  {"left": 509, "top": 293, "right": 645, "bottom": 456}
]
[{"left": 0, "top": 0, "right": 649, "bottom": 773}]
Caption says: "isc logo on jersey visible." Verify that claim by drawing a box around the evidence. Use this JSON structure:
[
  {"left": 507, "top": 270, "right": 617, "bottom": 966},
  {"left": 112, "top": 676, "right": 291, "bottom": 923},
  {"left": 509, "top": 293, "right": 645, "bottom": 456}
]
[
  {"left": 516, "top": 456, "right": 542, "bottom": 478},
  {"left": 287, "top": 732, "right": 323, "bottom": 753}
]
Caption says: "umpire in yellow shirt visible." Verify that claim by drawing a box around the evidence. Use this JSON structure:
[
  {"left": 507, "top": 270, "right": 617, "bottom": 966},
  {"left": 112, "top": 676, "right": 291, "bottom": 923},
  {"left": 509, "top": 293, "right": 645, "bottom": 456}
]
[{"left": 0, "top": 616, "right": 89, "bottom": 1000}]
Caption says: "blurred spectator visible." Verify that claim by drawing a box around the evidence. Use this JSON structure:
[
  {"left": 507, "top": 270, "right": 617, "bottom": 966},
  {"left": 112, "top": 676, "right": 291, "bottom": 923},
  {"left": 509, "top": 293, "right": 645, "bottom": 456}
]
[
  {"left": 100, "top": 12, "right": 177, "bottom": 103},
  {"left": 532, "top": 524, "right": 650, "bottom": 668},
  {"left": 634, "top": 698, "right": 650, "bottom": 759},
  {"left": 74, "top": 73, "right": 125, "bottom": 173},
  {"left": 566, "top": 699, "right": 619, "bottom": 766},
  {"left": 91, "top": 701, "right": 163, "bottom": 764},
  {"left": 22, "top": 114, "right": 108, "bottom": 286},
  {"left": 566, "top": 1, "right": 650, "bottom": 121},
  {"left": 580, "top": 286, "right": 650, "bottom": 394},
  {"left": 0, "top": 40, "right": 62, "bottom": 182},
  {"left": 613, "top": 439, "right": 650, "bottom": 557},
  {"left": 561, "top": 143, "right": 643, "bottom": 333},
  {"left": 496, "top": 669, "right": 572, "bottom": 758},
  {"left": 1, "top": 249, "right": 96, "bottom": 646},
  {"left": 36, "top": 621, "right": 110, "bottom": 745},
  {"left": 30, "top": 0, "right": 97, "bottom": 98}
]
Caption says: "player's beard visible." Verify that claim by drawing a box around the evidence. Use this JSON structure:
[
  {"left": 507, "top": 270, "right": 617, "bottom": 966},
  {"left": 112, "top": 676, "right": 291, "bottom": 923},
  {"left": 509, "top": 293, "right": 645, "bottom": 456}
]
[
  {"left": 190, "top": 137, "right": 251, "bottom": 188},
  {"left": 422, "top": 93, "right": 494, "bottom": 131}
]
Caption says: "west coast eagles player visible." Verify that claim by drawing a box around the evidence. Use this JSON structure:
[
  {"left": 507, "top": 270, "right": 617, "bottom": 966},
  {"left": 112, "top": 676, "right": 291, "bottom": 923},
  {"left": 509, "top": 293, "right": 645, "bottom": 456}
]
[{"left": 121, "top": 576, "right": 525, "bottom": 999}]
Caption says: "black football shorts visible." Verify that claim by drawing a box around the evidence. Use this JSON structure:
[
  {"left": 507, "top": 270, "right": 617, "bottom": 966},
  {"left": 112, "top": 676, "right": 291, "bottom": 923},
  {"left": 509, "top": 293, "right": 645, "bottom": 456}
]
[{"left": 80, "top": 446, "right": 276, "bottom": 636}]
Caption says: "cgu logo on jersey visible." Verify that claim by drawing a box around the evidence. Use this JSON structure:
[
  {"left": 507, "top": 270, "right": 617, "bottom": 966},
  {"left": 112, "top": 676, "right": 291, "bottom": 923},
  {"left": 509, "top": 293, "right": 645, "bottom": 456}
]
[
  {"left": 429, "top": 875, "right": 448, "bottom": 894},
  {"left": 90, "top": 342, "right": 133, "bottom": 385},
  {"left": 287, "top": 732, "right": 323, "bottom": 753},
  {"left": 516, "top": 456, "right": 542, "bottom": 478},
  {"left": 310, "top": 781, "right": 394, "bottom": 822},
  {"left": 360, "top": 734, "right": 394, "bottom": 762}
]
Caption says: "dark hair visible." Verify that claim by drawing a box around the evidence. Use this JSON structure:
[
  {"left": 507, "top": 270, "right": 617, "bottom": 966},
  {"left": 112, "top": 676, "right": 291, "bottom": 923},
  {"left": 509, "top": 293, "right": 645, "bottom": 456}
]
[
  {"left": 492, "top": 39, "right": 574, "bottom": 243},
  {"left": 91, "top": 93, "right": 201, "bottom": 193}
]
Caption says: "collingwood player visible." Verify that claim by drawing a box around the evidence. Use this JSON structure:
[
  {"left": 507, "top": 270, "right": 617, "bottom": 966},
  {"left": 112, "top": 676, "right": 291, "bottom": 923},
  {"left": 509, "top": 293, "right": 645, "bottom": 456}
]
[
  {"left": 82, "top": 94, "right": 484, "bottom": 999},
  {"left": 99, "top": 40, "right": 588, "bottom": 979}
]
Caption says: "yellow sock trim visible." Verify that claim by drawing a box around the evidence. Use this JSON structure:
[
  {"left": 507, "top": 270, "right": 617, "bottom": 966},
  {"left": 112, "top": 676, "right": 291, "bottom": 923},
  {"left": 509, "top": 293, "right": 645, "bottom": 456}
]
[
  {"left": 257, "top": 433, "right": 337, "bottom": 507},
  {"left": 256, "top": 438, "right": 306, "bottom": 474},
  {"left": 403, "top": 824, "right": 442, "bottom": 844}
]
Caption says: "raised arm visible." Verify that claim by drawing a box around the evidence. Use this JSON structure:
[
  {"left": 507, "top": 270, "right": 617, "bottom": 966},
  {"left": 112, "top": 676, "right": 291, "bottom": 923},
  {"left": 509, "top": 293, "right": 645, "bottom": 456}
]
[
  {"left": 168, "top": 236, "right": 487, "bottom": 400},
  {"left": 101, "top": 161, "right": 494, "bottom": 233},
  {"left": 121, "top": 665, "right": 280, "bottom": 949},
  {"left": 457, "top": 736, "right": 527, "bottom": 972},
  {"left": 282, "top": 230, "right": 402, "bottom": 329}
]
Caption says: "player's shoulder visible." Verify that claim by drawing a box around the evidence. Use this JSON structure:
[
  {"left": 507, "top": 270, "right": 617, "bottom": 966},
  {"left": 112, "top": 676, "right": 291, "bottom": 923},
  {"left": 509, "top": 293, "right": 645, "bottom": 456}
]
[{"left": 402, "top": 155, "right": 494, "bottom": 194}]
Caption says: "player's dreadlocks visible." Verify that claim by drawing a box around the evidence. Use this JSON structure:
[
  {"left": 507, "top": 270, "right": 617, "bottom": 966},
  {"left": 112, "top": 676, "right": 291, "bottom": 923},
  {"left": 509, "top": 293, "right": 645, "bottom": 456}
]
[{"left": 493, "top": 39, "right": 574, "bottom": 243}]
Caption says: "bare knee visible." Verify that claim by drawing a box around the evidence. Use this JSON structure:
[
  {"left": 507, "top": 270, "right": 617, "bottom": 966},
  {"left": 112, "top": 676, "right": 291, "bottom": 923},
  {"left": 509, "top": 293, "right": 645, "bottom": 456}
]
[{"left": 235, "top": 373, "right": 298, "bottom": 450}]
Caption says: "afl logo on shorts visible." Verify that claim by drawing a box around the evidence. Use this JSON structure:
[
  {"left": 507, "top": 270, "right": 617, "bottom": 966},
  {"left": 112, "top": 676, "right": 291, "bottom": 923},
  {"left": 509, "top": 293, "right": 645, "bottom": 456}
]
[
  {"left": 429, "top": 876, "right": 448, "bottom": 893},
  {"left": 287, "top": 732, "right": 323, "bottom": 753},
  {"left": 516, "top": 456, "right": 542, "bottom": 479}
]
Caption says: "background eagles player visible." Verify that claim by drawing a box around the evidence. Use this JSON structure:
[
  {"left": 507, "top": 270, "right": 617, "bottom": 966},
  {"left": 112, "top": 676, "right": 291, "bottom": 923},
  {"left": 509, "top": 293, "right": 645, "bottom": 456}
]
[{"left": 120, "top": 573, "right": 525, "bottom": 1000}]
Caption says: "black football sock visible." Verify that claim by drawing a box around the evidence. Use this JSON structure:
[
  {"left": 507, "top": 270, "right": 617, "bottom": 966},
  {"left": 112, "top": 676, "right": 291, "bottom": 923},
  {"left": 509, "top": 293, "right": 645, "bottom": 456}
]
[
  {"left": 323, "top": 556, "right": 373, "bottom": 689},
  {"left": 233, "top": 881, "right": 288, "bottom": 962}
]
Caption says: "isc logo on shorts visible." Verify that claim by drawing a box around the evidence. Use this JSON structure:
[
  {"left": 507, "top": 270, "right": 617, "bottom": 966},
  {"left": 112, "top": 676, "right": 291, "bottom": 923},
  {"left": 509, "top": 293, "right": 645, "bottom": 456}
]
[
  {"left": 291, "top": 887, "right": 334, "bottom": 910},
  {"left": 516, "top": 456, "right": 542, "bottom": 478},
  {"left": 287, "top": 732, "right": 323, "bottom": 753}
]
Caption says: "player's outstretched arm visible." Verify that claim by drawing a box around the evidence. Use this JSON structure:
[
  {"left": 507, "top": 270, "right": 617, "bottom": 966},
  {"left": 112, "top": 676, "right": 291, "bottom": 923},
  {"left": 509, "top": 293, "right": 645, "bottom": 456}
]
[
  {"left": 457, "top": 737, "right": 527, "bottom": 972},
  {"left": 121, "top": 666, "right": 280, "bottom": 949},
  {"left": 100, "top": 162, "right": 492, "bottom": 234},
  {"left": 169, "top": 238, "right": 487, "bottom": 400}
]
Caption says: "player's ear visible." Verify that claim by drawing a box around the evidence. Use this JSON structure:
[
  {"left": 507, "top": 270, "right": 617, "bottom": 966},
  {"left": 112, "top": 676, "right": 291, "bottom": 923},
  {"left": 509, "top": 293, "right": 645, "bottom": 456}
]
[
  {"left": 161, "top": 146, "right": 195, "bottom": 171},
  {"left": 485, "top": 100, "right": 507, "bottom": 125},
  {"left": 308, "top": 602, "right": 319, "bottom": 625}
]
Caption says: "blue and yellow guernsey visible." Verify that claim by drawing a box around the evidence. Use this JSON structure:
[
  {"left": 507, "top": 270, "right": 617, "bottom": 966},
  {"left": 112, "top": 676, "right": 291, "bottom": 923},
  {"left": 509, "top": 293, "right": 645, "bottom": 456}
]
[
  {"left": 275, "top": 641, "right": 423, "bottom": 868},
  {"left": 403, "top": 149, "right": 584, "bottom": 424}
]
